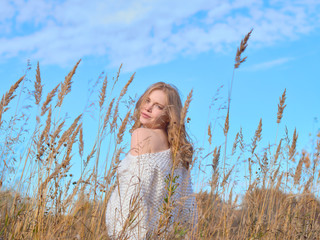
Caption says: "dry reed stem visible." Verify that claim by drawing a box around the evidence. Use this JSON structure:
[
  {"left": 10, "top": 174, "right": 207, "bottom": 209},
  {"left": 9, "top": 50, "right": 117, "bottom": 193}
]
[
  {"left": 212, "top": 146, "right": 221, "bottom": 173},
  {"left": 180, "top": 89, "right": 193, "bottom": 127},
  {"left": 111, "top": 63, "right": 122, "bottom": 91},
  {"left": 251, "top": 118, "right": 262, "bottom": 154},
  {"left": 239, "top": 127, "right": 245, "bottom": 152},
  {"left": 66, "top": 122, "right": 81, "bottom": 159},
  {"left": 274, "top": 139, "right": 282, "bottom": 164},
  {"left": 34, "top": 62, "right": 43, "bottom": 105},
  {"left": 303, "top": 176, "right": 313, "bottom": 193},
  {"left": 43, "top": 107, "right": 52, "bottom": 144},
  {"left": 103, "top": 98, "right": 115, "bottom": 133},
  {"left": 37, "top": 107, "right": 52, "bottom": 159},
  {"left": 99, "top": 74, "right": 108, "bottom": 109},
  {"left": 232, "top": 132, "right": 239, "bottom": 155},
  {"left": 41, "top": 83, "right": 60, "bottom": 116},
  {"left": 51, "top": 120, "right": 65, "bottom": 144},
  {"left": 57, "top": 114, "right": 82, "bottom": 151},
  {"left": 85, "top": 143, "right": 97, "bottom": 169},
  {"left": 0, "top": 75, "right": 25, "bottom": 126},
  {"left": 221, "top": 165, "right": 234, "bottom": 188},
  {"left": 110, "top": 105, "right": 119, "bottom": 131},
  {"left": 234, "top": 29, "right": 253, "bottom": 69},
  {"left": 289, "top": 128, "right": 298, "bottom": 160},
  {"left": 275, "top": 173, "right": 283, "bottom": 190},
  {"left": 303, "top": 151, "right": 311, "bottom": 169},
  {"left": 208, "top": 124, "right": 212, "bottom": 145},
  {"left": 79, "top": 124, "right": 84, "bottom": 157},
  {"left": 110, "top": 74, "right": 135, "bottom": 131},
  {"left": 56, "top": 59, "right": 81, "bottom": 107},
  {"left": 119, "top": 73, "right": 135, "bottom": 100},
  {"left": 277, "top": 89, "right": 287, "bottom": 124},
  {"left": 294, "top": 154, "right": 304, "bottom": 185},
  {"left": 116, "top": 110, "right": 131, "bottom": 144},
  {"left": 223, "top": 111, "right": 229, "bottom": 137}
]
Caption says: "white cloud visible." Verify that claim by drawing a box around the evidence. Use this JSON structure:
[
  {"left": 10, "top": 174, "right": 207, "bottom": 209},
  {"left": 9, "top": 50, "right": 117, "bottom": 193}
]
[
  {"left": 0, "top": 0, "right": 319, "bottom": 71},
  {"left": 247, "top": 57, "right": 294, "bottom": 71}
]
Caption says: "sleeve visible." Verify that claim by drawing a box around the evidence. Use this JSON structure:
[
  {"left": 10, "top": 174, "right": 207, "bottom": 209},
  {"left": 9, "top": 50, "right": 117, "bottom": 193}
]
[{"left": 109, "top": 154, "right": 155, "bottom": 240}]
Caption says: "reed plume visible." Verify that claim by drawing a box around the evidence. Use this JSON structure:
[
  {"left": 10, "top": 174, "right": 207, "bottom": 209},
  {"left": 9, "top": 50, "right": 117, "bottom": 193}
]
[
  {"left": 111, "top": 63, "right": 122, "bottom": 91},
  {"left": 274, "top": 139, "right": 282, "bottom": 164},
  {"left": 221, "top": 165, "right": 235, "bottom": 188},
  {"left": 277, "top": 89, "right": 286, "bottom": 124},
  {"left": 208, "top": 124, "right": 212, "bottom": 145},
  {"left": 0, "top": 75, "right": 25, "bottom": 126},
  {"left": 41, "top": 83, "right": 60, "bottom": 116},
  {"left": 116, "top": 110, "right": 131, "bottom": 144},
  {"left": 234, "top": 29, "right": 253, "bottom": 69},
  {"left": 232, "top": 132, "right": 239, "bottom": 155},
  {"left": 102, "top": 98, "right": 115, "bottom": 133},
  {"left": 223, "top": 112, "right": 229, "bottom": 137},
  {"left": 79, "top": 124, "right": 84, "bottom": 157},
  {"left": 56, "top": 60, "right": 81, "bottom": 108},
  {"left": 99, "top": 74, "right": 108, "bottom": 109},
  {"left": 212, "top": 146, "right": 221, "bottom": 173},
  {"left": 111, "top": 73, "right": 135, "bottom": 131},
  {"left": 251, "top": 118, "right": 262, "bottom": 154},
  {"left": 294, "top": 154, "right": 304, "bottom": 185},
  {"left": 180, "top": 89, "right": 193, "bottom": 126},
  {"left": 34, "top": 62, "right": 43, "bottom": 105},
  {"left": 57, "top": 114, "right": 82, "bottom": 151},
  {"left": 289, "top": 128, "right": 298, "bottom": 160}
]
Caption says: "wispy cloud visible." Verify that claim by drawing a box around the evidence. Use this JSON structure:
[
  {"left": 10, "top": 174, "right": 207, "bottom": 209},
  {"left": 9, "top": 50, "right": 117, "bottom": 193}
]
[
  {"left": 0, "top": 0, "right": 319, "bottom": 71},
  {"left": 247, "top": 57, "right": 294, "bottom": 71}
]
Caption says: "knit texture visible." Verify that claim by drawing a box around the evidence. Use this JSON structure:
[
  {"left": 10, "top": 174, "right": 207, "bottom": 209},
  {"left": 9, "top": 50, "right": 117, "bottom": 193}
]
[{"left": 106, "top": 149, "right": 198, "bottom": 239}]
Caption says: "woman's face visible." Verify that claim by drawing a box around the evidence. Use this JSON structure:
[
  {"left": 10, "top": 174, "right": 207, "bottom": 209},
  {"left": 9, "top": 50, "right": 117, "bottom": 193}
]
[{"left": 140, "top": 89, "right": 169, "bottom": 129}]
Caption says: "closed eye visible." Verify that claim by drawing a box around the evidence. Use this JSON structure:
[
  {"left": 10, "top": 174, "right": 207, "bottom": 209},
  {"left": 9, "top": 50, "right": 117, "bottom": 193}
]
[{"left": 157, "top": 104, "right": 164, "bottom": 110}]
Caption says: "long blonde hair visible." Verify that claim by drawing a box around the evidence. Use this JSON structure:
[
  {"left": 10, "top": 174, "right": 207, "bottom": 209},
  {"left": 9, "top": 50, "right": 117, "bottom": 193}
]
[{"left": 131, "top": 82, "right": 193, "bottom": 169}]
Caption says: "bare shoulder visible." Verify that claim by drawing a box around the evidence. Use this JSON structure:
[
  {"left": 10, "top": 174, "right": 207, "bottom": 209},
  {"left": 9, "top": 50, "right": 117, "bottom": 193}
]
[
  {"left": 130, "top": 128, "right": 153, "bottom": 156},
  {"left": 130, "top": 128, "right": 169, "bottom": 156}
]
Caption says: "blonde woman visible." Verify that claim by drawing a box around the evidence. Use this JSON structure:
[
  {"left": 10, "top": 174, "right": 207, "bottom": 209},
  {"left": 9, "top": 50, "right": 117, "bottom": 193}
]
[{"left": 106, "top": 82, "right": 198, "bottom": 239}]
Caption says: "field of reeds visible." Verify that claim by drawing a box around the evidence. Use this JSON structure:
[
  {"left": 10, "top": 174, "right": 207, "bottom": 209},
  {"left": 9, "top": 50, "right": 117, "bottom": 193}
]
[{"left": 1, "top": 31, "right": 320, "bottom": 239}]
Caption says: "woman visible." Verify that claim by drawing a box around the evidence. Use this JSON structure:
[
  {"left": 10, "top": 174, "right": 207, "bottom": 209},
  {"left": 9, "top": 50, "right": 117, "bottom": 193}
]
[{"left": 106, "top": 82, "right": 198, "bottom": 239}]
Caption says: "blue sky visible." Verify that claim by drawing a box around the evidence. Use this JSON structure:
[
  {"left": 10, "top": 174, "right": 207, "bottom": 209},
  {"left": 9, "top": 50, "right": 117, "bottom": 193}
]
[{"left": 1, "top": 0, "right": 320, "bottom": 192}]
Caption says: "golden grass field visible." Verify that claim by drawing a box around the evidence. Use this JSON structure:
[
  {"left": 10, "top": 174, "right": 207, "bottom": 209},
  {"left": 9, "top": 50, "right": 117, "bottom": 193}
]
[{"left": 1, "top": 31, "right": 320, "bottom": 239}]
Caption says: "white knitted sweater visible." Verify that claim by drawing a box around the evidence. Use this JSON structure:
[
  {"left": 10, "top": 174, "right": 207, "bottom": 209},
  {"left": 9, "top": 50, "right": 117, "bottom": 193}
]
[{"left": 106, "top": 149, "right": 198, "bottom": 239}]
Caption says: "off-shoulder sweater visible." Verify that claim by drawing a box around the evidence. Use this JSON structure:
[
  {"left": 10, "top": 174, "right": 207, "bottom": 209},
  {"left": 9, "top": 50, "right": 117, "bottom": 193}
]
[{"left": 106, "top": 149, "right": 198, "bottom": 239}]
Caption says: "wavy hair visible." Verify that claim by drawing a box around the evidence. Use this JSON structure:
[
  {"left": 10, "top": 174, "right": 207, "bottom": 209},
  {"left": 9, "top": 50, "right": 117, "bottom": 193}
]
[{"left": 131, "top": 82, "right": 193, "bottom": 169}]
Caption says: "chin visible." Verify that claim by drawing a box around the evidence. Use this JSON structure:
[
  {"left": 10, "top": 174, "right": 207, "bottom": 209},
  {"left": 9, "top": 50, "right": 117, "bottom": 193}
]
[{"left": 139, "top": 116, "right": 146, "bottom": 125}]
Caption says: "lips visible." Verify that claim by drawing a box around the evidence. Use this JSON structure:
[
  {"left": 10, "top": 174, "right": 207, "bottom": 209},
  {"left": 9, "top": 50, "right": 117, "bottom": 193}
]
[{"left": 141, "top": 112, "right": 151, "bottom": 119}]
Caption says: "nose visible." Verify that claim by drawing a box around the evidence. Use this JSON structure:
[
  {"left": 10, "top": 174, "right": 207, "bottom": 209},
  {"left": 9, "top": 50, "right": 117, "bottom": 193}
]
[{"left": 145, "top": 102, "right": 153, "bottom": 112}]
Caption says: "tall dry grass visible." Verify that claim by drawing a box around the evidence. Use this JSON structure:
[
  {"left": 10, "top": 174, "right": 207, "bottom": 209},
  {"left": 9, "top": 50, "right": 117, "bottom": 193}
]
[{"left": 1, "top": 31, "right": 320, "bottom": 239}]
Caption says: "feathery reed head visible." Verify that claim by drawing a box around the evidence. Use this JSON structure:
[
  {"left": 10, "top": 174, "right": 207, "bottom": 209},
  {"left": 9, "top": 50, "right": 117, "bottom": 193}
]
[
  {"left": 0, "top": 75, "right": 25, "bottom": 125},
  {"left": 34, "top": 62, "right": 43, "bottom": 105},
  {"left": 289, "top": 128, "right": 298, "bottom": 160},
  {"left": 56, "top": 59, "right": 81, "bottom": 107},
  {"left": 277, "top": 88, "right": 287, "bottom": 124},
  {"left": 234, "top": 29, "right": 253, "bottom": 69},
  {"left": 41, "top": 83, "right": 60, "bottom": 116},
  {"left": 99, "top": 74, "right": 108, "bottom": 109},
  {"left": 223, "top": 111, "right": 230, "bottom": 137}
]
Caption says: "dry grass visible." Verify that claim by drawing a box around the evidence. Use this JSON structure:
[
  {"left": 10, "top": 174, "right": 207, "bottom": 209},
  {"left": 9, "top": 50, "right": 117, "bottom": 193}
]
[{"left": 1, "top": 31, "right": 320, "bottom": 239}]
